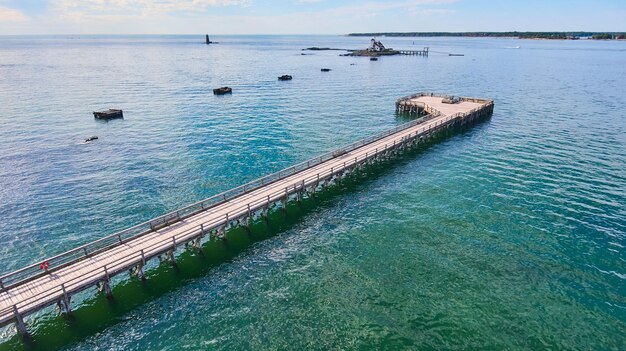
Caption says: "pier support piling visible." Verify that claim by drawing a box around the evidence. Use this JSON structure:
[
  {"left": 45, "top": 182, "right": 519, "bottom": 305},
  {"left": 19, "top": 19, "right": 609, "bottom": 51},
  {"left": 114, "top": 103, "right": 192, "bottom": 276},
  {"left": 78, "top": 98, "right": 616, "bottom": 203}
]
[
  {"left": 192, "top": 236, "right": 203, "bottom": 251},
  {"left": 165, "top": 249, "right": 176, "bottom": 264},
  {"left": 218, "top": 225, "right": 226, "bottom": 241},
  {"left": 98, "top": 279, "right": 113, "bottom": 298},
  {"left": 12, "top": 306, "right": 29, "bottom": 337},
  {"left": 58, "top": 284, "right": 72, "bottom": 314},
  {"left": 133, "top": 263, "right": 146, "bottom": 280}
]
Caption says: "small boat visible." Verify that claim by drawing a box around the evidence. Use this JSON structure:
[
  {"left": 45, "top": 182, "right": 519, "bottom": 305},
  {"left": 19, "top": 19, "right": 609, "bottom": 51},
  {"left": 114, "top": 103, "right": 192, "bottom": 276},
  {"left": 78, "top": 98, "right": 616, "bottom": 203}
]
[
  {"left": 278, "top": 75, "right": 293, "bottom": 81},
  {"left": 321, "top": 68, "right": 331, "bottom": 72},
  {"left": 370, "top": 57, "right": 378, "bottom": 61},
  {"left": 85, "top": 136, "right": 98, "bottom": 143},
  {"left": 213, "top": 87, "right": 232, "bottom": 95},
  {"left": 93, "top": 109, "right": 123, "bottom": 119},
  {"left": 449, "top": 53, "right": 465, "bottom": 56}
]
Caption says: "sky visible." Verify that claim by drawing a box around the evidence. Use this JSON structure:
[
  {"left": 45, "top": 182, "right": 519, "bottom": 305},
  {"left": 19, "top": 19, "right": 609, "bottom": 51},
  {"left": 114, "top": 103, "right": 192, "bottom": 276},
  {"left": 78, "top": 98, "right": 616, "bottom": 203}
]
[{"left": 0, "top": 0, "right": 624, "bottom": 35}]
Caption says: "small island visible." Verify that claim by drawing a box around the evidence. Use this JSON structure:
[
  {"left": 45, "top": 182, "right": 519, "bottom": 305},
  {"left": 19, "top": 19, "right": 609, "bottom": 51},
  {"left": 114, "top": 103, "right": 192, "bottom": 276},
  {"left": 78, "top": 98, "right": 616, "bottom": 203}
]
[
  {"left": 302, "top": 47, "right": 344, "bottom": 51},
  {"left": 342, "top": 39, "right": 429, "bottom": 57},
  {"left": 342, "top": 39, "right": 398, "bottom": 57},
  {"left": 303, "top": 39, "right": 428, "bottom": 57},
  {"left": 344, "top": 38, "right": 399, "bottom": 56}
]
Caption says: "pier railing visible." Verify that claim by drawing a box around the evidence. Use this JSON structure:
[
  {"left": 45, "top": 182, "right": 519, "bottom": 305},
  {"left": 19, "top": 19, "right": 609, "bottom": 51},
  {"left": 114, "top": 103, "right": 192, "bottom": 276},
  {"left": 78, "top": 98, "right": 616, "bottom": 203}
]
[
  {"left": 397, "top": 92, "right": 454, "bottom": 102},
  {"left": 1, "top": 105, "right": 492, "bottom": 323},
  {"left": 397, "top": 92, "right": 493, "bottom": 104},
  {"left": 0, "top": 108, "right": 445, "bottom": 293},
  {"left": 396, "top": 93, "right": 493, "bottom": 116}
]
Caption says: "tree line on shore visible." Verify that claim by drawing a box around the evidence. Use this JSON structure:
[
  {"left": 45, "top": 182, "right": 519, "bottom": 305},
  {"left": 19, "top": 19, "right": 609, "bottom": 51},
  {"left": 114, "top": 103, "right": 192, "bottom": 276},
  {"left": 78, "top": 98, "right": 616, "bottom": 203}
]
[{"left": 348, "top": 32, "right": 626, "bottom": 40}]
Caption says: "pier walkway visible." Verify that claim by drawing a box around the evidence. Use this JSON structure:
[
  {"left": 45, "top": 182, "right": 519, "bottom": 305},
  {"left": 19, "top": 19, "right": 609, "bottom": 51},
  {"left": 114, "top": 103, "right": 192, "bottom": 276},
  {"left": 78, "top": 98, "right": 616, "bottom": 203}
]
[
  {"left": 0, "top": 93, "right": 493, "bottom": 336},
  {"left": 399, "top": 48, "right": 429, "bottom": 56}
]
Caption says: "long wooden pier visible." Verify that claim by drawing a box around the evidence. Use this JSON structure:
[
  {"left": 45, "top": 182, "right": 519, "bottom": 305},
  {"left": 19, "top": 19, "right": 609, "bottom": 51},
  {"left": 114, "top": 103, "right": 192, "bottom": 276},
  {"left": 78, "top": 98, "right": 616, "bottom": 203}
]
[{"left": 0, "top": 93, "right": 493, "bottom": 337}]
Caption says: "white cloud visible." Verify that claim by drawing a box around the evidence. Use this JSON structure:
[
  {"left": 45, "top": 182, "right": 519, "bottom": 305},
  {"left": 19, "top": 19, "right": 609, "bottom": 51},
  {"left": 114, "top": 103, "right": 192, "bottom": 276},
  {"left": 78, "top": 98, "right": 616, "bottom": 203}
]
[
  {"left": 53, "top": 0, "right": 249, "bottom": 17},
  {"left": 409, "top": 8, "right": 453, "bottom": 16},
  {"left": 0, "top": 0, "right": 459, "bottom": 34},
  {"left": 0, "top": 6, "right": 29, "bottom": 22},
  {"left": 320, "top": 0, "right": 456, "bottom": 17},
  {"left": 46, "top": 0, "right": 252, "bottom": 26}
]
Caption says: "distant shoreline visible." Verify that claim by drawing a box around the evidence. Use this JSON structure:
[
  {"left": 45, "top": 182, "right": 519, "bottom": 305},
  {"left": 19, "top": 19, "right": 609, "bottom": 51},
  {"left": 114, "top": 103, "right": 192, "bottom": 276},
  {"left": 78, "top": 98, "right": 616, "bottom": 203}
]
[{"left": 347, "top": 32, "right": 626, "bottom": 40}]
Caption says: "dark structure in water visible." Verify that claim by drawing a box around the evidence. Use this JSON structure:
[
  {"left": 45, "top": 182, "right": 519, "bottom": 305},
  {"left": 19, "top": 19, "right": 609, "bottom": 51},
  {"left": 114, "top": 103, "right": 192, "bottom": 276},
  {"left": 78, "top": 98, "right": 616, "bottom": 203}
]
[
  {"left": 93, "top": 109, "right": 123, "bottom": 120},
  {"left": 205, "top": 34, "right": 213, "bottom": 44},
  {"left": 213, "top": 87, "right": 232, "bottom": 95}
]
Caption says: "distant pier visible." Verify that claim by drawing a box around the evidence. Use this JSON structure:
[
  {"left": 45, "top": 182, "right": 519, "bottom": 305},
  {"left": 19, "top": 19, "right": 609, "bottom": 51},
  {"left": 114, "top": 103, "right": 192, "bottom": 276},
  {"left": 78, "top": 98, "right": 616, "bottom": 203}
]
[
  {"left": 398, "top": 48, "right": 429, "bottom": 56},
  {"left": 0, "top": 93, "right": 493, "bottom": 337}
]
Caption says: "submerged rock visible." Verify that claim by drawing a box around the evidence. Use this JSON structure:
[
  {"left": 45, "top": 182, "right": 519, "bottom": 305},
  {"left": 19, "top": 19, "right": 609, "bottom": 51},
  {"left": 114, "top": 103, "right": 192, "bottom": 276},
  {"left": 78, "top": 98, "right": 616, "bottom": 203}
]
[{"left": 303, "top": 47, "right": 344, "bottom": 51}]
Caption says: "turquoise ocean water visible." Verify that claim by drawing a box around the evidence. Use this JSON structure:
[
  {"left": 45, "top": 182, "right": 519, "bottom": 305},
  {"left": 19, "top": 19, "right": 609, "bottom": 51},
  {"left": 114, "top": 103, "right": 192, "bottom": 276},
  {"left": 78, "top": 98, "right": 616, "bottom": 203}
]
[{"left": 0, "top": 35, "right": 624, "bottom": 350}]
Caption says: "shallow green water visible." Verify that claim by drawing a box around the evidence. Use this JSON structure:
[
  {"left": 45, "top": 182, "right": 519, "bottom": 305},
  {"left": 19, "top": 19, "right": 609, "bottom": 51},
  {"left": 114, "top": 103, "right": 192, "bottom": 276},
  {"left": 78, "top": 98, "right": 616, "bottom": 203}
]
[{"left": 0, "top": 35, "right": 624, "bottom": 350}]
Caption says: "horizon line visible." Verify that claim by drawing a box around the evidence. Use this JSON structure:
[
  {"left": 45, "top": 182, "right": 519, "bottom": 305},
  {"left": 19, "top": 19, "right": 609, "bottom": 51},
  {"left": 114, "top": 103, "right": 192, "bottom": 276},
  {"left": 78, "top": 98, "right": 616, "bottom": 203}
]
[{"left": 0, "top": 31, "right": 625, "bottom": 37}]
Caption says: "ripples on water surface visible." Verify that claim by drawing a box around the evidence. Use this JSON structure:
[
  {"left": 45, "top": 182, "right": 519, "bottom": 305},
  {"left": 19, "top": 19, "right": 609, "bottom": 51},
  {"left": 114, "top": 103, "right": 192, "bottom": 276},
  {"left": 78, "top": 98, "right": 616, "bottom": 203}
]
[{"left": 0, "top": 35, "right": 624, "bottom": 350}]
